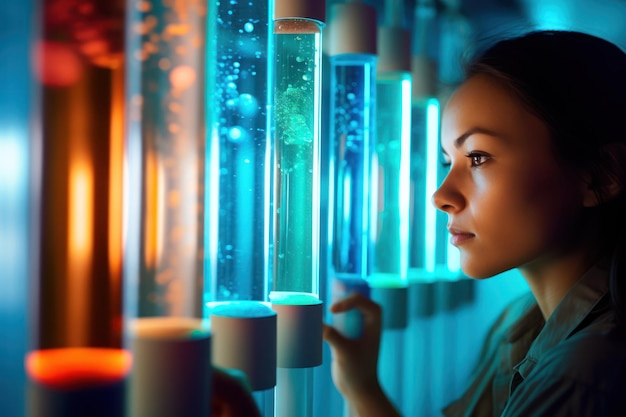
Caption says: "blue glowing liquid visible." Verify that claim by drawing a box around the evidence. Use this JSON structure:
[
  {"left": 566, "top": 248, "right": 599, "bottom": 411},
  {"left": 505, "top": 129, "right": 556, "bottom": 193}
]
[
  {"left": 330, "top": 54, "right": 376, "bottom": 278},
  {"left": 370, "top": 72, "right": 411, "bottom": 284},
  {"left": 409, "top": 102, "right": 428, "bottom": 271},
  {"left": 206, "top": 0, "right": 272, "bottom": 302},
  {"left": 273, "top": 20, "right": 322, "bottom": 295},
  {"left": 127, "top": 0, "right": 206, "bottom": 318}
]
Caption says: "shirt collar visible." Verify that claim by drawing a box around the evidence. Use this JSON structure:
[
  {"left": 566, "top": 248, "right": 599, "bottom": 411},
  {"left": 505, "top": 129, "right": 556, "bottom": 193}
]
[{"left": 514, "top": 263, "right": 610, "bottom": 378}]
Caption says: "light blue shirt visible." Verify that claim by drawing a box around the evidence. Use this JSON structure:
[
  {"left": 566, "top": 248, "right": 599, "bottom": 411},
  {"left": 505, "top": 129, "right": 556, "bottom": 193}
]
[{"left": 444, "top": 262, "right": 626, "bottom": 416}]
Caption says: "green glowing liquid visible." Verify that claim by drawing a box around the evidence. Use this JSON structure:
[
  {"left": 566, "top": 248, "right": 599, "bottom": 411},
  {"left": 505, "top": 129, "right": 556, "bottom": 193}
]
[
  {"left": 371, "top": 73, "right": 411, "bottom": 281},
  {"left": 273, "top": 22, "right": 322, "bottom": 295}
]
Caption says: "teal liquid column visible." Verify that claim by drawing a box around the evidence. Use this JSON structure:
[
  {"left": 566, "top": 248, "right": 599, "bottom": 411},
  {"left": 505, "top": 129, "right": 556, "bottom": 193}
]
[
  {"left": 372, "top": 0, "right": 412, "bottom": 412},
  {"left": 272, "top": 0, "right": 325, "bottom": 416},
  {"left": 326, "top": 2, "right": 377, "bottom": 415},
  {"left": 406, "top": 0, "right": 441, "bottom": 414},
  {"left": 125, "top": 1, "right": 211, "bottom": 416},
  {"left": 204, "top": 0, "right": 277, "bottom": 414}
]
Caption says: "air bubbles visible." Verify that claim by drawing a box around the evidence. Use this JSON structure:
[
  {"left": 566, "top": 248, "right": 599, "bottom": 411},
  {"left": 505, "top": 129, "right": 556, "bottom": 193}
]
[
  {"left": 244, "top": 22, "right": 254, "bottom": 33},
  {"left": 238, "top": 93, "right": 258, "bottom": 117},
  {"left": 227, "top": 126, "right": 247, "bottom": 143},
  {"left": 302, "top": 74, "right": 311, "bottom": 81}
]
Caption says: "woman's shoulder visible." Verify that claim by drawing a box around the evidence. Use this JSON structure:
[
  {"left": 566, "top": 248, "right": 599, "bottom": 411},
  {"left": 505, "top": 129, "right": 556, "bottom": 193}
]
[
  {"left": 540, "top": 325, "right": 626, "bottom": 388},
  {"left": 503, "top": 327, "right": 626, "bottom": 416}
]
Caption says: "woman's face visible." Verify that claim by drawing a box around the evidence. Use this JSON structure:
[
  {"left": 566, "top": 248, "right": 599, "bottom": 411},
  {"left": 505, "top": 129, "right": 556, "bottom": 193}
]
[{"left": 433, "top": 74, "right": 587, "bottom": 279}]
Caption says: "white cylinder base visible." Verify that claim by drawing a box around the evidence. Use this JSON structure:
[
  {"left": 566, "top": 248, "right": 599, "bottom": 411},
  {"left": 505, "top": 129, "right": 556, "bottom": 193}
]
[
  {"left": 210, "top": 301, "right": 277, "bottom": 391},
  {"left": 128, "top": 317, "right": 211, "bottom": 417},
  {"left": 270, "top": 292, "right": 323, "bottom": 368}
]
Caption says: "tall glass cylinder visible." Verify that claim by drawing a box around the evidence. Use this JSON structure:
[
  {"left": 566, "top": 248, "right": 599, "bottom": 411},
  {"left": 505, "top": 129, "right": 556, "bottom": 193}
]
[
  {"left": 326, "top": 4, "right": 377, "bottom": 416},
  {"left": 372, "top": 0, "right": 412, "bottom": 410},
  {"left": 25, "top": 1, "right": 129, "bottom": 416},
  {"left": 204, "top": 0, "right": 276, "bottom": 414},
  {"left": 327, "top": 0, "right": 377, "bottom": 338},
  {"left": 2, "top": 2, "right": 36, "bottom": 417},
  {"left": 125, "top": 1, "right": 210, "bottom": 416},
  {"left": 272, "top": 1, "right": 325, "bottom": 416}
]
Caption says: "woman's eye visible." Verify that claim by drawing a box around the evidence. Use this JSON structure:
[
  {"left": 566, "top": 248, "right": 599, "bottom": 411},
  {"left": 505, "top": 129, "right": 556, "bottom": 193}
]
[{"left": 466, "top": 152, "right": 490, "bottom": 167}]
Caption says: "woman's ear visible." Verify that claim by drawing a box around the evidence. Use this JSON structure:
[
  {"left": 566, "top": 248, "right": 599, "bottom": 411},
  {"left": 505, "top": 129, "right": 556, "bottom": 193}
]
[{"left": 581, "top": 142, "right": 626, "bottom": 207}]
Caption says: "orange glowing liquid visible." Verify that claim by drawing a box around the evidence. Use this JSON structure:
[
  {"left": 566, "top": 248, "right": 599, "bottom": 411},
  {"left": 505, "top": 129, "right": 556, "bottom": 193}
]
[
  {"left": 36, "top": 0, "right": 125, "bottom": 349},
  {"left": 25, "top": 348, "right": 131, "bottom": 389}
]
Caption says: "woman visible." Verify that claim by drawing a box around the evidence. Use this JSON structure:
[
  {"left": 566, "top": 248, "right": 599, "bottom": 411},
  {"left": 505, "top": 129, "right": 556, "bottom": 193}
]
[{"left": 323, "top": 30, "right": 626, "bottom": 416}]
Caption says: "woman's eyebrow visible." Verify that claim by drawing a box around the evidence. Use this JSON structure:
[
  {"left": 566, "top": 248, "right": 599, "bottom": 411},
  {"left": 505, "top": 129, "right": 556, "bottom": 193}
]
[
  {"left": 453, "top": 127, "right": 501, "bottom": 148},
  {"left": 441, "top": 127, "right": 502, "bottom": 158}
]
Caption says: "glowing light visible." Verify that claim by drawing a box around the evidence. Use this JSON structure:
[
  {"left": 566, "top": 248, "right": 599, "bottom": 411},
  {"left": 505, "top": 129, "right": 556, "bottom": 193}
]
[
  {"left": 25, "top": 348, "right": 132, "bottom": 389},
  {"left": 67, "top": 156, "right": 94, "bottom": 346},
  {"left": 109, "top": 70, "right": 124, "bottom": 278},
  {"left": 169, "top": 65, "right": 197, "bottom": 91},
  {"left": 35, "top": 41, "right": 83, "bottom": 86},
  {"left": 424, "top": 98, "right": 440, "bottom": 273}
]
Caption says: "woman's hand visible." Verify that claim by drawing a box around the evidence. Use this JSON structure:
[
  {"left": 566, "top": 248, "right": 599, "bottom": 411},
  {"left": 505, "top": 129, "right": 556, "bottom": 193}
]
[
  {"left": 323, "top": 294, "right": 402, "bottom": 417},
  {"left": 211, "top": 367, "right": 262, "bottom": 417},
  {"left": 323, "top": 293, "right": 383, "bottom": 401}
]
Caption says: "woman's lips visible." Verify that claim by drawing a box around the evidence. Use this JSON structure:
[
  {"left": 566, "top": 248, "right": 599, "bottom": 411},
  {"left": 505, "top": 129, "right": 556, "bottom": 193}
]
[{"left": 448, "top": 227, "right": 475, "bottom": 246}]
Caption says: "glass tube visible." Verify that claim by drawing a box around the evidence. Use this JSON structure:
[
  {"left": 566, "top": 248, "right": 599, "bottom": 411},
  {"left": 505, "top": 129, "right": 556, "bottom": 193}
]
[
  {"left": 1, "top": 2, "right": 35, "bottom": 416},
  {"left": 326, "top": 3, "right": 377, "bottom": 414},
  {"left": 205, "top": 0, "right": 273, "bottom": 304},
  {"left": 125, "top": 1, "right": 210, "bottom": 416},
  {"left": 273, "top": 11, "right": 324, "bottom": 417},
  {"left": 371, "top": 71, "right": 411, "bottom": 288},
  {"left": 373, "top": 0, "right": 412, "bottom": 411},
  {"left": 405, "top": 1, "right": 440, "bottom": 414},
  {"left": 273, "top": 18, "right": 322, "bottom": 297},
  {"left": 26, "top": 1, "right": 129, "bottom": 416},
  {"left": 205, "top": 0, "right": 276, "bottom": 413}
]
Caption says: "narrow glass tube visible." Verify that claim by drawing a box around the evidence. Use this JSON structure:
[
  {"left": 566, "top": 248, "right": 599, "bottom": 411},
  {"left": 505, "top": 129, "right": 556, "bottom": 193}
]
[
  {"left": 405, "top": 1, "right": 441, "bottom": 414},
  {"left": 125, "top": 1, "right": 210, "bottom": 416},
  {"left": 325, "top": 4, "right": 377, "bottom": 414},
  {"left": 272, "top": 4, "right": 325, "bottom": 415},
  {"left": 371, "top": 71, "right": 411, "bottom": 289},
  {"left": 273, "top": 18, "right": 323, "bottom": 296},
  {"left": 330, "top": 54, "right": 376, "bottom": 281},
  {"left": 204, "top": 1, "right": 276, "bottom": 414},
  {"left": 2, "top": 2, "right": 36, "bottom": 416},
  {"left": 205, "top": 0, "right": 273, "bottom": 304},
  {"left": 26, "top": 1, "right": 129, "bottom": 415},
  {"left": 373, "top": 1, "right": 413, "bottom": 411}
]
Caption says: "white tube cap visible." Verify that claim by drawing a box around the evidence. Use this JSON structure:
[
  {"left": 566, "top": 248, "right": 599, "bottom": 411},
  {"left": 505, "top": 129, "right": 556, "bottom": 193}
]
[
  {"left": 326, "top": 2, "right": 377, "bottom": 56},
  {"left": 412, "top": 55, "right": 437, "bottom": 98},
  {"left": 275, "top": 0, "right": 326, "bottom": 23},
  {"left": 210, "top": 301, "right": 277, "bottom": 391},
  {"left": 270, "top": 292, "right": 323, "bottom": 368},
  {"left": 378, "top": 27, "right": 411, "bottom": 73},
  {"left": 129, "top": 317, "right": 212, "bottom": 417}
]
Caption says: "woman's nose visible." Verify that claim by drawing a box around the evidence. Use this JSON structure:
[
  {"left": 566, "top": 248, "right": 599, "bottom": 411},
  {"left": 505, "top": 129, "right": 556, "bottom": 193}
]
[{"left": 432, "top": 173, "right": 464, "bottom": 213}]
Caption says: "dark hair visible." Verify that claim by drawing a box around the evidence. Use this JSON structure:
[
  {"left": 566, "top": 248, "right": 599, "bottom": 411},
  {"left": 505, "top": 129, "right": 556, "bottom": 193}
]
[{"left": 465, "top": 30, "right": 626, "bottom": 320}]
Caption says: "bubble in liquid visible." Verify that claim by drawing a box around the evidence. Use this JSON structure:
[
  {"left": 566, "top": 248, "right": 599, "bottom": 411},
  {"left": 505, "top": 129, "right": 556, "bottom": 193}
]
[
  {"left": 347, "top": 93, "right": 356, "bottom": 101},
  {"left": 302, "top": 74, "right": 310, "bottom": 81},
  {"left": 238, "top": 93, "right": 258, "bottom": 117},
  {"left": 170, "top": 65, "right": 196, "bottom": 91},
  {"left": 295, "top": 56, "right": 304, "bottom": 63},
  {"left": 244, "top": 22, "right": 254, "bottom": 33},
  {"left": 228, "top": 126, "right": 246, "bottom": 142}
]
